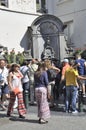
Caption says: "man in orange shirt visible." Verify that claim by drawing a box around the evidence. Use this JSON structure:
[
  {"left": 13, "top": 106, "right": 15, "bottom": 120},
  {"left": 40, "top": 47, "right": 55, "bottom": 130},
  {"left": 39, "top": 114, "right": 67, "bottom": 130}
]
[
  {"left": 60, "top": 59, "right": 70, "bottom": 106},
  {"left": 61, "top": 59, "right": 70, "bottom": 82}
]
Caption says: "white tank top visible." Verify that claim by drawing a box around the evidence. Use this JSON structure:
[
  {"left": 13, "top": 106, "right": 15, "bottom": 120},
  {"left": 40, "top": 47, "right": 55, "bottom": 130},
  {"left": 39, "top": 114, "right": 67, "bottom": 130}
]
[{"left": 12, "top": 74, "right": 23, "bottom": 92}]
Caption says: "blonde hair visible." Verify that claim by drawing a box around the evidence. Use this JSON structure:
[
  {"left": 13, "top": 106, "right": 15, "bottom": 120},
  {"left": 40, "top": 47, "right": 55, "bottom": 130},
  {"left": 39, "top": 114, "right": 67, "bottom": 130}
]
[{"left": 44, "top": 59, "right": 52, "bottom": 69}]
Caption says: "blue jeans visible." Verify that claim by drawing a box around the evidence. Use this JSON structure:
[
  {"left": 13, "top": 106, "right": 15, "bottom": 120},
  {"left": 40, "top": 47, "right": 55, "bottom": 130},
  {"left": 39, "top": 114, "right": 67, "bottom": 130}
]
[
  {"left": 22, "top": 81, "right": 29, "bottom": 92},
  {"left": 65, "top": 85, "right": 78, "bottom": 111},
  {"left": 22, "top": 81, "right": 29, "bottom": 109}
]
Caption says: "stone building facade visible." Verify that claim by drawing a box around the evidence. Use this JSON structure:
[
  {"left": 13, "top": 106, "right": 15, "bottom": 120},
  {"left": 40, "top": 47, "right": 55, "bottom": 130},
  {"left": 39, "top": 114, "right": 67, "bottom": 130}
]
[
  {"left": 46, "top": 0, "right": 86, "bottom": 51},
  {"left": 0, "top": 0, "right": 40, "bottom": 53}
]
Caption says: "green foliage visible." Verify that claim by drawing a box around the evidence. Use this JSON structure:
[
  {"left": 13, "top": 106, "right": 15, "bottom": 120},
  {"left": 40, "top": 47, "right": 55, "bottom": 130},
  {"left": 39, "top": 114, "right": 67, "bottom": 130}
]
[
  {"left": 3, "top": 52, "right": 11, "bottom": 64},
  {"left": 73, "top": 49, "right": 83, "bottom": 57},
  {"left": 4, "top": 51, "right": 24, "bottom": 65},
  {"left": 16, "top": 53, "right": 24, "bottom": 65},
  {"left": 9, "top": 52, "right": 16, "bottom": 63}
]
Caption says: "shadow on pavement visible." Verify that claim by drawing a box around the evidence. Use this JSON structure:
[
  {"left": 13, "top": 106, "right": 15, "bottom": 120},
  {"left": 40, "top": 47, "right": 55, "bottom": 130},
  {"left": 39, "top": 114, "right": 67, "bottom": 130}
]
[
  {"left": 50, "top": 104, "right": 65, "bottom": 112},
  {"left": 9, "top": 117, "right": 38, "bottom": 124}
]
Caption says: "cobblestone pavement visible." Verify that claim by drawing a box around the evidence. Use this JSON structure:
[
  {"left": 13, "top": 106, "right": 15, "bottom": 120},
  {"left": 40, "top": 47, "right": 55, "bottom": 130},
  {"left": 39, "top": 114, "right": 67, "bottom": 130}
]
[{"left": 0, "top": 104, "right": 86, "bottom": 130}]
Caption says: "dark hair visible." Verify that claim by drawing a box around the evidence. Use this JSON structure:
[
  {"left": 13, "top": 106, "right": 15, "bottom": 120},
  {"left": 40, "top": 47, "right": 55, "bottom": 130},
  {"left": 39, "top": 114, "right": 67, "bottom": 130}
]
[
  {"left": 9, "top": 63, "right": 20, "bottom": 72},
  {"left": 21, "top": 60, "right": 28, "bottom": 66},
  {"left": 69, "top": 60, "right": 77, "bottom": 68}
]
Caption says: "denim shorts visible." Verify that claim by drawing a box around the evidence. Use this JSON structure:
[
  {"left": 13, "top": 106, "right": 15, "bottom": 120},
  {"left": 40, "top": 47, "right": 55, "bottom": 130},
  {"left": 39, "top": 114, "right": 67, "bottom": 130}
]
[{"left": 0, "top": 84, "right": 9, "bottom": 95}]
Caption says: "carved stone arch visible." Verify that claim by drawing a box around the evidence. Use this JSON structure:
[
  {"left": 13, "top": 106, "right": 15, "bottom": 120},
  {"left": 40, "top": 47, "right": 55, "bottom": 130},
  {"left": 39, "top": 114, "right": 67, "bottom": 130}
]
[
  {"left": 30, "top": 14, "right": 64, "bottom": 60},
  {"left": 31, "top": 14, "right": 64, "bottom": 32}
]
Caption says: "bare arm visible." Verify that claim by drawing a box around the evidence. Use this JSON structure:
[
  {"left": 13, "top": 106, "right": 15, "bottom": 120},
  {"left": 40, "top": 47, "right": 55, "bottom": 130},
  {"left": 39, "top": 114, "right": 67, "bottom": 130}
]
[
  {"left": 60, "top": 75, "right": 65, "bottom": 82},
  {"left": 8, "top": 72, "right": 13, "bottom": 91},
  {"left": 84, "top": 61, "right": 86, "bottom": 68},
  {"left": 52, "top": 66, "right": 60, "bottom": 72},
  {"left": 17, "top": 70, "right": 23, "bottom": 78},
  {"left": 77, "top": 75, "right": 86, "bottom": 80}
]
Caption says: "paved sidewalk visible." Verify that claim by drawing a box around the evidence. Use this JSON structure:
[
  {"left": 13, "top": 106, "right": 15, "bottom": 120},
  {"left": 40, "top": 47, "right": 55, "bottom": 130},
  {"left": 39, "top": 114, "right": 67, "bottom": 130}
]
[{"left": 0, "top": 104, "right": 86, "bottom": 130}]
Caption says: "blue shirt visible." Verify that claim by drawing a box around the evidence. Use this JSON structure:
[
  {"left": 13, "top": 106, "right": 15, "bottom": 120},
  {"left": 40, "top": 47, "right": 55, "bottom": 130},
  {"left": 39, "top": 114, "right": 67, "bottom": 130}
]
[
  {"left": 34, "top": 71, "right": 49, "bottom": 88},
  {"left": 75, "top": 59, "right": 86, "bottom": 75}
]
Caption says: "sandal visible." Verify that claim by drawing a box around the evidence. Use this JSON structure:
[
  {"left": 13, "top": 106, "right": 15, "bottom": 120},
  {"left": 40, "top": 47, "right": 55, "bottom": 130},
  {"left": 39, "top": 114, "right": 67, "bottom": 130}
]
[{"left": 39, "top": 118, "right": 48, "bottom": 124}]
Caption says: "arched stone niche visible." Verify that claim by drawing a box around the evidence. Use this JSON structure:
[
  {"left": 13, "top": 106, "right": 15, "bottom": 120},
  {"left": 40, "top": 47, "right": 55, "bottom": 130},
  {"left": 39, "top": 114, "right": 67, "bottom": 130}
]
[{"left": 29, "top": 14, "right": 64, "bottom": 60}]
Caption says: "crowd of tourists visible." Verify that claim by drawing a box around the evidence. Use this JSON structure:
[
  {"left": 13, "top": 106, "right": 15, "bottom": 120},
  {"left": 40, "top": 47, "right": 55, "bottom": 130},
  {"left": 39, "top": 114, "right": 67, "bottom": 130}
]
[{"left": 0, "top": 51, "right": 86, "bottom": 124}]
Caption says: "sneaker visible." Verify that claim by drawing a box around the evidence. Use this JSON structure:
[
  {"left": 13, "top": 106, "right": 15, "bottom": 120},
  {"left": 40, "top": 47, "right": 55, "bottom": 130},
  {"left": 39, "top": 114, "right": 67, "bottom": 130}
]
[
  {"left": 83, "top": 94, "right": 86, "bottom": 97},
  {"left": 72, "top": 110, "right": 78, "bottom": 114},
  {"left": 65, "top": 110, "right": 71, "bottom": 113},
  {"left": 65, "top": 110, "right": 69, "bottom": 113},
  {"left": 68, "top": 110, "right": 72, "bottom": 113}
]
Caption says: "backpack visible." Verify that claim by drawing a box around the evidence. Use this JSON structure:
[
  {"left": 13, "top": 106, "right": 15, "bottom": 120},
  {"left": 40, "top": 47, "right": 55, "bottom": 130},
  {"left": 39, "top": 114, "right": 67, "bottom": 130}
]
[{"left": 47, "top": 69, "right": 57, "bottom": 82}]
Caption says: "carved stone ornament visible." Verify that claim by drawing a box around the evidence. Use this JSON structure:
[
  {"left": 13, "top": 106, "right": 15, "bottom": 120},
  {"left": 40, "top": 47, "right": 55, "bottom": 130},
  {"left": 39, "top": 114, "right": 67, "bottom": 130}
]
[
  {"left": 23, "top": 49, "right": 32, "bottom": 60},
  {"left": 42, "top": 45, "right": 55, "bottom": 60}
]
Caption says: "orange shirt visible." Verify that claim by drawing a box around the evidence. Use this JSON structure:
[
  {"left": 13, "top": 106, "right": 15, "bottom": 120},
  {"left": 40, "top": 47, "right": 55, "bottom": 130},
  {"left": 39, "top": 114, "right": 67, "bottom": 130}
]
[{"left": 62, "top": 64, "right": 70, "bottom": 76}]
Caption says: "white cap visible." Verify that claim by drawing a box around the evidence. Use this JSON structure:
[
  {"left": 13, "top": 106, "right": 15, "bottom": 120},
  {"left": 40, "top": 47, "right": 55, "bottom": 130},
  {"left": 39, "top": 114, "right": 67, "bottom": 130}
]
[{"left": 63, "top": 59, "right": 69, "bottom": 63}]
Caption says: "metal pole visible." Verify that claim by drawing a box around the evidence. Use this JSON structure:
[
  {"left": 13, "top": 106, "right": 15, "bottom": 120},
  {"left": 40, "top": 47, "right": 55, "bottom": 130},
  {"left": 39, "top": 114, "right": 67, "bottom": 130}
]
[
  {"left": 24, "top": 90, "right": 29, "bottom": 109},
  {"left": 78, "top": 88, "right": 83, "bottom": 112}
]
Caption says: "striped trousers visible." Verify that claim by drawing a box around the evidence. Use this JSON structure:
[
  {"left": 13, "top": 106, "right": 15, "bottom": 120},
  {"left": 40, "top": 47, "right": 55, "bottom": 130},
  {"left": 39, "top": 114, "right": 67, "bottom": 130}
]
[
  {"left": 7, "top": 92, "right": 26, "bottom": 116},
  {"left": 35, "top": 87, "right": 50, "bottom": 119}
]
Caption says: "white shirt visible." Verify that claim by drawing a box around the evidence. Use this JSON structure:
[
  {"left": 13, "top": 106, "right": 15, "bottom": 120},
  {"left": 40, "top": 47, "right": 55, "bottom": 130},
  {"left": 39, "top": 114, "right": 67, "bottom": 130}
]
[
  {"left": 20, "top": 66, "right": 29, "bottom": 83},
  {"left": 0, "top": 67, "right": 8, "bottom": 84}
]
